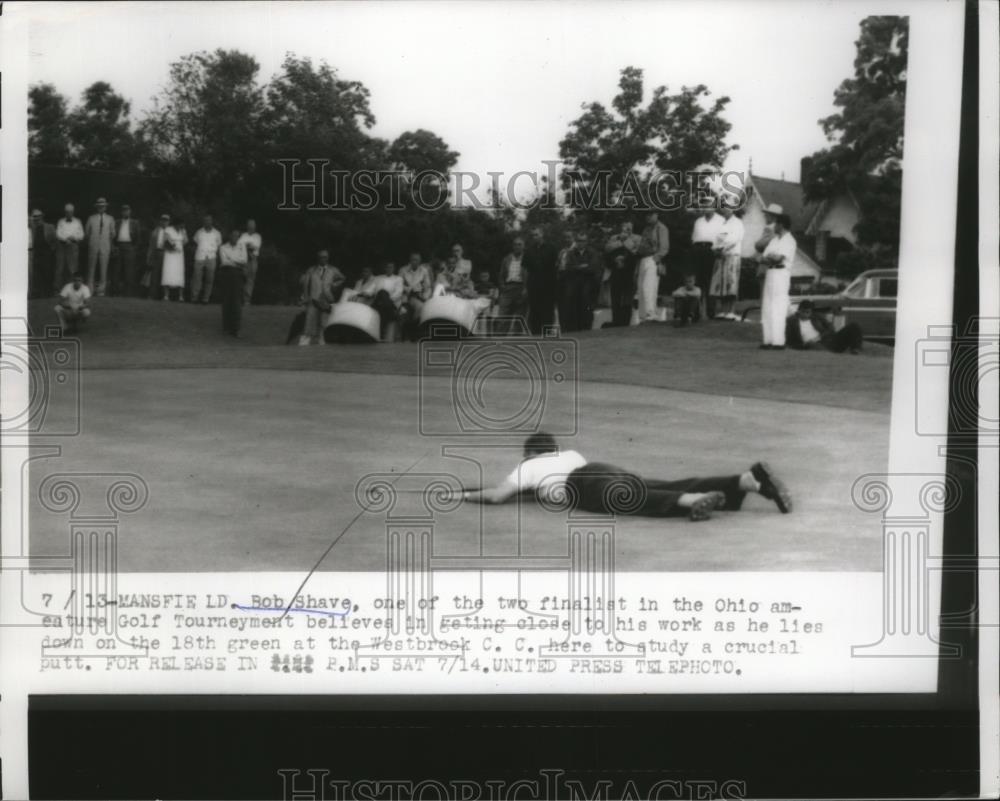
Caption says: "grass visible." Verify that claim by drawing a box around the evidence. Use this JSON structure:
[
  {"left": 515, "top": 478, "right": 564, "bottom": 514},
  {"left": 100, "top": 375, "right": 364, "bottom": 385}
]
[{"left": 29, "top": 297, "right": 893, "bottom": 413}]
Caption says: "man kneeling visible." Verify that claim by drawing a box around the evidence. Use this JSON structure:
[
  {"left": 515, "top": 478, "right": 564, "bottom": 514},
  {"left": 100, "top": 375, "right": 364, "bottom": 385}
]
[
  {"left": 461, "top": 432, "right": 791, "bottom": 521},
  {"left": 54, "top": 272, "right": 91, "bottom": 334}
]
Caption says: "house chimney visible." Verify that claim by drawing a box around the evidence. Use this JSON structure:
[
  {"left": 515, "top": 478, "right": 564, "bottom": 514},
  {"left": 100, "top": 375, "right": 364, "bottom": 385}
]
[{"left": 800, "top": 156, "right": 813, "bottom": 184}]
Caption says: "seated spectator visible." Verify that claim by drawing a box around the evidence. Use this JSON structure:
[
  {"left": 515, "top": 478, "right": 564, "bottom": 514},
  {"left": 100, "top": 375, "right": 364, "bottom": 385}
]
[
  {"left": 54, "top": 272, "right": 92, "bottom": 334},
  {"left": 430, "top": 259, "right": 451, "bottom": 297},
  {"left": 350, "top": 266, "right": 378, "bottom": 300},
  {"left": 785, "top": 300, "right": 864, "bottom": 354},
  {"left": 371, "top": 261, "right": 404, "bottom": 339},
  {"left": 448, "top": 257, "right": 480, "bottom": 300},
  {"left": 474, "top": 269, "right": 498, "bottom": 305},
  {"left": 671, "top": 273, "right": 703, "bottom": 326}
]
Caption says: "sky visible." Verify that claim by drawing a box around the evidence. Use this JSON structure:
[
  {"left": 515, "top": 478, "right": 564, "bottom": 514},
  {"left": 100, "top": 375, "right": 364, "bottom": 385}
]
[{"left": 25, "top": 1, "right": 907, "bottom": 190}]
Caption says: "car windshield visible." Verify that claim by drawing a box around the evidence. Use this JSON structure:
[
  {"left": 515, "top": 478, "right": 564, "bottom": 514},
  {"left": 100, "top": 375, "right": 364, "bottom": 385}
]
[{"left": 843, "top": 277, "right": 867, "bottom": 298}]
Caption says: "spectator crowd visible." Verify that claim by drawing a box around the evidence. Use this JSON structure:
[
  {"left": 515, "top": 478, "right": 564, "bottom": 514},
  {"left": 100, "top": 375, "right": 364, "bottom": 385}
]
[{"left": 32, "top": 194, "right": 860, "bottom": 352}]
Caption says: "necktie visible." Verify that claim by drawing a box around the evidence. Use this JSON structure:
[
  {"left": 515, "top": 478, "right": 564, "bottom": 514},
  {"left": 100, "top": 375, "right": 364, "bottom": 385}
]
[{"left": 99, "top": 215, "right": 104, "bottom": 233}]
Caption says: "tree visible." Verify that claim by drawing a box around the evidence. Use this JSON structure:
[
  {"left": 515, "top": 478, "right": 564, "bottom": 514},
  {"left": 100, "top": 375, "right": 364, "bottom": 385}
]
[
  {"left": 67, "top": 82, "right": 142, "bottom": 171},
  {"left": 558, "top": 67, "right": 738, "bottom": 221},
  {"left": 802, "top": 16, "right": 908, "bottom": 262},
  {"left": 139, "top": 49, "right": 266, "bottom": 203},
  {"left": 28, "top": 83, "right": 71, "bottom": 165}
]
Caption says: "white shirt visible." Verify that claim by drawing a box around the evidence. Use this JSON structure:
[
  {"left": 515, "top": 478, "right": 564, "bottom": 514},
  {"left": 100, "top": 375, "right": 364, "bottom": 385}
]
[
  {"left": 799, "top": 318, "right": 822, "bottom": 345},
  {"left": 501, "top": 450, "right": 588, "bottom": 504},
  {"left": 714, "top": 215, "right": 744, "bottom": 256},
  {"left": 117, "top": 220, "right": 132, "bottom": 242},
  {"left": 761, "top": 230, "right": 796, "bottom": 270},
  {"left": 56, "top": 217, "right": 84, "bottom": 243},
  {"left": 691, "top": 213, "right": 723, "bottom": 244},
  {"left": 506, "top": 255, "right": 524, "bottom": 283},
  {"left": 238, "top": 232, "right": 262, "bottom": 258},
  {"left": 375, "top": 274, "right": 405, "bottom": 306},
  {"left": 59, "top": 282, "right": 91, "bottom": 309},
  {"left": 193, "top": 228, "right": 223, "bottom": 260},
  {"left": 219, "top": 241, "right": 248, "bottom": 267}
]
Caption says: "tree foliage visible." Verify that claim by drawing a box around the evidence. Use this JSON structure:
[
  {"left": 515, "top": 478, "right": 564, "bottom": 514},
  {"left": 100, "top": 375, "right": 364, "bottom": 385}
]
[
  {"left": 558, "top": 66, "right": 737, "bottom": 221},
  {"left": 66, "top": 82, "right": 142, "bottom": 170},
  {"left": 28, "top": 83, "right": 71, "bottom": 165},
  {"left": 802, "top": 16, "right": 908, "bottom": 259}
]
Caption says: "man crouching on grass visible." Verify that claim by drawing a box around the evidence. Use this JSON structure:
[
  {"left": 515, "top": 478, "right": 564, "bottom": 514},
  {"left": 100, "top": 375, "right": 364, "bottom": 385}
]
[
  {"left": 461, "top": 432, "right": 791, "bottom": 521},
  {"left": 54, "top": 272, "right": 91, "bottom": 335}
]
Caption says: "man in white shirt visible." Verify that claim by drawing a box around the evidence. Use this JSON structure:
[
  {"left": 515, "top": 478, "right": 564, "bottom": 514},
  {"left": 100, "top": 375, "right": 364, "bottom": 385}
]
[
  {"left": 54, "top": 272, "right": 92, "bottom": 334},
  {"left": 192, "top": 214, "right": 223, "bottom": 303},
  {"left": 462, "top": 432, "right": 791, "bottom": 520},
  {"left": 55, "top": 204, "right": 85, "bottom": 292},
  {"left": 217, "top": 229, "right": 248, "bottom": 336},
  {"left": 759, "top": 212, "right": 797, "bottom": 348},
  {"left": 689, "top": 205, "right": 722, "bottom": 318},
  {"left": 84, "top": 197, "right": 116, "bottom": 296},
  {"left": 237, "top": 219, "right": 263, "bottom": 305}
]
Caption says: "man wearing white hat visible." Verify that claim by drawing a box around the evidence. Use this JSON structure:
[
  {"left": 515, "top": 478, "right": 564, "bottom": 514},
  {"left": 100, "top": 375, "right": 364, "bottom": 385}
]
[{"left": 754, "top": 202, "right": 783, "bottom": 293}]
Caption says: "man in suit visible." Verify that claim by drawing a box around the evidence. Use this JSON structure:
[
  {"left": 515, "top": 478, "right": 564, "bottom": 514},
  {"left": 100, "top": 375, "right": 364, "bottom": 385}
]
[
  {"left": 557, "top": 231, "right": 602, "bottom": 333},
  {"left": 298, "top": 250, "right": 346, "bottom": 345},
  {"left": 497, "top": 236, "right": 532, "bottom": 334},
  {"left": 85, "top": 197, "right": 116, "bottom": 296},
  {"left": 785, "top": 300, "right": 864, "bottom": 354},
  {"left": 526, "top": 227, "right": 558, "bottom": 334},
  {"left": 146, "top": 214, "right": 170, "bottom": 300},
  {"left": 28, "top": 209, "right": 56, "bottom": 299},
  {"left": 111, "top": 204, "right": 142, "bottom": 296},
  {"left": 54, "top": 203, "right": 84, "bottom": 292}
]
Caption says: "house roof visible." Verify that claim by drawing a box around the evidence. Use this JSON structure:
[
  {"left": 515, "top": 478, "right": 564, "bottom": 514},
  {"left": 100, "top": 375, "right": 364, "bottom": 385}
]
[{"left": 748, "top": 174, "right": 821, "bottom": 233}]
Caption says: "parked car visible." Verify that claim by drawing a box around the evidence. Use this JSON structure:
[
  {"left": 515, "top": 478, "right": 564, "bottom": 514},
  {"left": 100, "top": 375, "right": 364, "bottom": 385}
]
[{"left": 741, "top": 269, "right": 898, "bottom": 341}]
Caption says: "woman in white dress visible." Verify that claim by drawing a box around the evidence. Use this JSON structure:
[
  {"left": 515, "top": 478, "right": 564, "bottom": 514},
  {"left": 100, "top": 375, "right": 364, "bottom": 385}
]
[
  {"left": 759, "top": 212, "right": 796, "bottom": 349},
  {"left": 160, "top": 220, "right": 188, "bottom": 301}
]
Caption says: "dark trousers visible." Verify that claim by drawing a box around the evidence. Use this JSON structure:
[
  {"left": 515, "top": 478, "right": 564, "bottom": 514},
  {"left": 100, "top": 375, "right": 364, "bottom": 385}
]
[
  {"left": 527, "top": 280, "right": 556, "bottom": 334},
  {"left": 29, "top": 248, "right": 53, "bottom": 298},
  {"left": 112, "top": 244, "right": 138, "bottom": 296},
  {"left": 558, "top": 271, "right": 593, "bottom": 333},
  {"left": 148, "top": 251, "right": 164, "bottom": 298},
  {"left": 825, "top": 322, "right": 864, "bottom": 352},
  {"left": 218, "top": 266, "right": 245, "bottom": 334},
  {"left": 54, "top": 243, "right": 79, "bottom": 291},
  {"left": 567, "top": 462, "right": 746, "bottom": 517},
  {"left": 689, "top": 243, "right": 714, "bottom": 317},
  {"left": 372, "top": 289, "right": 398, "bottom": 338},
  {"left": 497, "top": 283, "right": 527, "bottom": 334},
  {"left": 609, "top": 268, "right": 634, "bottom": 327},
  {"left": 673, "top": 294, "right": 701, "bottom": 323}
]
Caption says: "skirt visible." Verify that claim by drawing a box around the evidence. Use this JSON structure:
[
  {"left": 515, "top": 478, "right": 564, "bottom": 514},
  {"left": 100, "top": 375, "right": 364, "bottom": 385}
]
[
  {"left": 709, "top": 254, "right": 741, "bottom": 298},
  {"left": 161, "top": 250, "right": 185, "bottom": 287}
]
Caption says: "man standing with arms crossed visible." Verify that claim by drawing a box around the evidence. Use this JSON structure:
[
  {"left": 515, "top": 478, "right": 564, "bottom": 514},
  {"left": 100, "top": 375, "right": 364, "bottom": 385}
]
[
  {"left": 636, "top": 211, "right": 670, "bottom": 322},
  {"left": 217, "top": 229, "right": 248, "bottom": 337}
]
